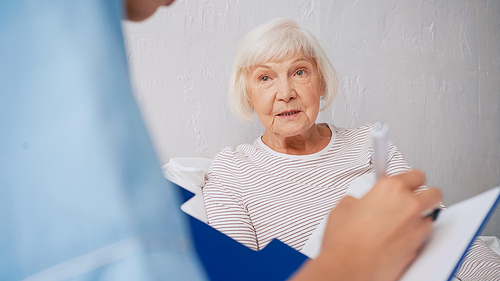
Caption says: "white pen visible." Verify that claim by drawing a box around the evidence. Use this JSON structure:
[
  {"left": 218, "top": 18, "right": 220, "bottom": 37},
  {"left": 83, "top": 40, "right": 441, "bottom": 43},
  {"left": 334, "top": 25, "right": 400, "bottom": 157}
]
[{"left": 371, "top": 122, "right": 390, "bottom": 180}]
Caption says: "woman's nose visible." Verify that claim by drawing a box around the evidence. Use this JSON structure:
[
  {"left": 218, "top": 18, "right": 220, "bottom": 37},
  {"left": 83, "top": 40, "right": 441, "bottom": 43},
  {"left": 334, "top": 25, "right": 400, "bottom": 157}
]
[{"left": 276, "top": 79, "right": 296, "bottom": 102}]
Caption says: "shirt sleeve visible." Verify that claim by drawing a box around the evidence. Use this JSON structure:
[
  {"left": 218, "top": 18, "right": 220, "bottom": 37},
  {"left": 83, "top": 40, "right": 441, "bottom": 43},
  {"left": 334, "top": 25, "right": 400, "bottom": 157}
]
[
  {"left": 203, "top": 175, "right": 259, "bottom": 251},
  {"left": 380, "top": 141, "right": 429, "bottom": 193},
  {"left": 455, "top": 238, "right": 500, "bottom": 280},
  {"left": 385, "top": 141, "right": 413, "bottom": 176}
]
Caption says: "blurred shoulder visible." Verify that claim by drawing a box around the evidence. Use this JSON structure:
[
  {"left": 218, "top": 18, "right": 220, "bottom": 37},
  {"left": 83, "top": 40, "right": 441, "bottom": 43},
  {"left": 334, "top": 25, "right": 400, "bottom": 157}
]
[
  {"left": 330, "top": 123, "right": 373, "bottom": 141},
  {"left": 209, "top": 143, "right": 259, "bottom": 170}
]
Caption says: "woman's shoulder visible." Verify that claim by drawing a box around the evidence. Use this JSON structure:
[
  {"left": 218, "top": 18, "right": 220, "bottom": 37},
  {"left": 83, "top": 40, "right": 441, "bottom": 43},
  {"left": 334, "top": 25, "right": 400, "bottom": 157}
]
[
  {"left": 325, "top": 123, "right": 374, "bottom": 150},
  {"left": 209, "top": 143, "right": 260, "bottom": 169},
  {"left": 214, "top": 142, "right": 260, "bottom": 157},
  {"left": 329, "top": 123, "right": 373, "bottom": 138}
]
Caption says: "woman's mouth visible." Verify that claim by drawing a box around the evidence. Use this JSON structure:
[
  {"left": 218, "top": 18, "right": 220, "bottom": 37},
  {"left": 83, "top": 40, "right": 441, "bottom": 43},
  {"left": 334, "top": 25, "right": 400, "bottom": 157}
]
[{"left": 277, "top": 110, "right": 301, "bottom": 117}]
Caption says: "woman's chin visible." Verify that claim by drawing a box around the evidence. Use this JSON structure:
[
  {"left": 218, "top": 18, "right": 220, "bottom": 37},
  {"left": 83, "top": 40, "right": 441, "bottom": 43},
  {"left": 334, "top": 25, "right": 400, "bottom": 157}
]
[{"left": 269, "top": 122, "right": 316, "bottom": 138}]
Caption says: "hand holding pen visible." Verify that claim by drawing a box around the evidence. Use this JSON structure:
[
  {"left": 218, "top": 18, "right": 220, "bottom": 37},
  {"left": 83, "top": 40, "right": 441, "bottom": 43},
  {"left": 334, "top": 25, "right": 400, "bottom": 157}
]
[{"left": 371, "top": 122, "right": 441, "bottom": 221}]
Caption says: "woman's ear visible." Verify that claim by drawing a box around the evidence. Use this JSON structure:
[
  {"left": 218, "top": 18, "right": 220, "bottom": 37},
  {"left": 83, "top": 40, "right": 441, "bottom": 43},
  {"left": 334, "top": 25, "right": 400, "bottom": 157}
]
[
  {"left": 247, "top": 95, "right": 253, "bottom": 108},
  {"left": 245, "top": 72, "right": 254, "bottom": 108},
  {"left": 320, "top": 77, "right": 326, "bottom": 97},
  {"left": 245, "top": 88, "right": 253, "bottom": 108},
  {"left": 313, "top": 59, "right": 325, "bottom": 97}
]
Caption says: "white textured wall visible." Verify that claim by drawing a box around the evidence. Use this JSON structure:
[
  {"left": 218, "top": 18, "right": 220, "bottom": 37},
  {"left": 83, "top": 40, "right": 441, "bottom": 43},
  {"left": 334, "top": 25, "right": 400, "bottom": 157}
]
[{"left": 123, "top": 0, "right": 500, "bottom": 236}]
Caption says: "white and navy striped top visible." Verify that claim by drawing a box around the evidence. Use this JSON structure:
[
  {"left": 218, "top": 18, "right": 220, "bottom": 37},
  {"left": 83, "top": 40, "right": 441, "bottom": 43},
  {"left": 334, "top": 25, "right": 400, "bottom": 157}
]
[{"left": 203, "top": 124, "right": 500, "bottom": 279}]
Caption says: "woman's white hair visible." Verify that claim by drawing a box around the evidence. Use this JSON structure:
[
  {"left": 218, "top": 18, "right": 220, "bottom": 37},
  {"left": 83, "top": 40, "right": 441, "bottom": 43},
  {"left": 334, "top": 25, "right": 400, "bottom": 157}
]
[{"left": 228, "top": 18, "right": 338, "bottom": 121}]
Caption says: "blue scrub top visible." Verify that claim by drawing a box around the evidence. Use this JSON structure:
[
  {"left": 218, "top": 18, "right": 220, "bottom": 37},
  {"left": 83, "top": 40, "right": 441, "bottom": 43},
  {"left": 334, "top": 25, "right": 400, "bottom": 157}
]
[{"left": 0, "top": 1, "right": 206, "bottom": 280}]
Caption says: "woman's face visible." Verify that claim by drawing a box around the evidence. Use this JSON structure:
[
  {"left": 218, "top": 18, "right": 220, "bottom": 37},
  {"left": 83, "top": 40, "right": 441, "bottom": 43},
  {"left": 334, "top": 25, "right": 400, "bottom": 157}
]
[
  {"left": 246, "top": 53, "right": 324, "bottom": 139},
  {"left": 125, "top": 0, "right": 175, "bottom": 21}
]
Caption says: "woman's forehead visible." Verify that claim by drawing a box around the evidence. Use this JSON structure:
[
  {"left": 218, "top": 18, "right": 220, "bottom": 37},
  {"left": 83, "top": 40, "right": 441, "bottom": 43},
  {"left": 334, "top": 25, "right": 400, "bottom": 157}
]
[{"left": 249, "top": 53, "right": 316, "bottom": 71}]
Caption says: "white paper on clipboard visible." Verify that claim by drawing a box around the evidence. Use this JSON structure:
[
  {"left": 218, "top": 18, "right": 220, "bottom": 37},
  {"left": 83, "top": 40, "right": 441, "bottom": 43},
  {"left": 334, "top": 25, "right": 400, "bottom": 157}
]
[
  {"left": 301, "top": 177, "right": 500, "bottom": 281},
  {"left": 400, "top": 186, "right": 500, "bottom": 281}
]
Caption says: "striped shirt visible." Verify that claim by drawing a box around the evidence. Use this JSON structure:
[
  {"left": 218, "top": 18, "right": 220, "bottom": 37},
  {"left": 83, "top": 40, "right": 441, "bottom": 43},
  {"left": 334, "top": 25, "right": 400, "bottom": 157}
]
[
  {"left": 456, "top": 239, "right": 500, "bottom": 280},
  {"left": 203, "top": 124, "right": 500, "bottom": 279}
]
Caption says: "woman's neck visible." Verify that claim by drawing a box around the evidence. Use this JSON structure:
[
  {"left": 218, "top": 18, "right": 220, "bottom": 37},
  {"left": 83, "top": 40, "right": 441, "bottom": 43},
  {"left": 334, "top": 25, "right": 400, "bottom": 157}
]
[{"left": 261, "top": 123, "right": 332, "bottom": 155}]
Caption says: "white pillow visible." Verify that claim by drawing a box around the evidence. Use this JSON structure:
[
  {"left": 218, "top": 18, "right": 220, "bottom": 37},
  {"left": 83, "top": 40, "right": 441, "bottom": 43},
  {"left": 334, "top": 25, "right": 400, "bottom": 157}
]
[
  {"left": 479, "top": 236, "right": 500, "bottom": 256},
  {"left": 162, "top": 157, "right": 212, "bottom": 223}
]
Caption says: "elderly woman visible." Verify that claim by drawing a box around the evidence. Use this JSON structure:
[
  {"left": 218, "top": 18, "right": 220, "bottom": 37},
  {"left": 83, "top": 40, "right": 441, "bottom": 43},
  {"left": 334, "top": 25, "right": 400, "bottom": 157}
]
[{"left": 202, "top": 19, "right": 500, "bottom": 279}]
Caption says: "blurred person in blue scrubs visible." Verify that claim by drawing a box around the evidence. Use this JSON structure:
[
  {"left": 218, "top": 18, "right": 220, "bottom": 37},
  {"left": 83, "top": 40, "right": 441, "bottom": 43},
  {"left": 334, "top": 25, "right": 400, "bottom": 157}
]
[
  {"left": 0, "top": 0, "right": 206, "bottom": 280},
  {"left": 0, "top": 0, "right": 442, "bottom": 280}
]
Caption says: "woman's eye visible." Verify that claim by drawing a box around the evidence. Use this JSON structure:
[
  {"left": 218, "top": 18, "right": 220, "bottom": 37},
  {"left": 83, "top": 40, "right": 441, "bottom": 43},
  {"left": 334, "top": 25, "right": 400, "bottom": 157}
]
[
  {"left": 296, "top": 70, "right": 305, "bottom": 76},
  {"left": 260, "top": 76, "right": 269, "bottom": 82}
]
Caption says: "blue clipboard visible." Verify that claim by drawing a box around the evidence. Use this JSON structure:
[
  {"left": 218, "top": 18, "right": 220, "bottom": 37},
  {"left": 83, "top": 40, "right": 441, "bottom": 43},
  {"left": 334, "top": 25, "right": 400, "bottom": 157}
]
[
  {"left": 176, "top": 183, "right": 309, "bottom": 281},
  {"left": 445, "top": 187, "right": 500, "bottom": 281}
]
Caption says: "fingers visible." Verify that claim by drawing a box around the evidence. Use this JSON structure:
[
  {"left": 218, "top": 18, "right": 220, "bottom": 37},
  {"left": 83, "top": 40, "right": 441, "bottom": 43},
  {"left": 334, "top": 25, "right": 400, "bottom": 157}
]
[
  {"left": 386, "top": 170, "right": 426, "bottom": 192},
  {"left": 414, "top": 187, "right": 443, "bottom": 217},
  {"left": 369, "top": 170, "right": 426, "bottom": 198},
  {"left": 371, "top": 170, "right": 443, "bottom": 219},
  {"left": 386, "top": 171, "right": 443, "bottom": 216}
]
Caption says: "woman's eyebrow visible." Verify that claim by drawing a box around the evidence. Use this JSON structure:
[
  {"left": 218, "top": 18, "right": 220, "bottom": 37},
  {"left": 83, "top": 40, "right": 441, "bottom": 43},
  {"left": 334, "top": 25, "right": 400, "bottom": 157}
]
[
  {"left": 292, "top": 58, "right": 311, "bottom": 64},
  {"left": 253, "top": 65, "right": 271, "bottom": 70},
  {"left": 252, "top": 58, "right": 311, "bottom": 72}
]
